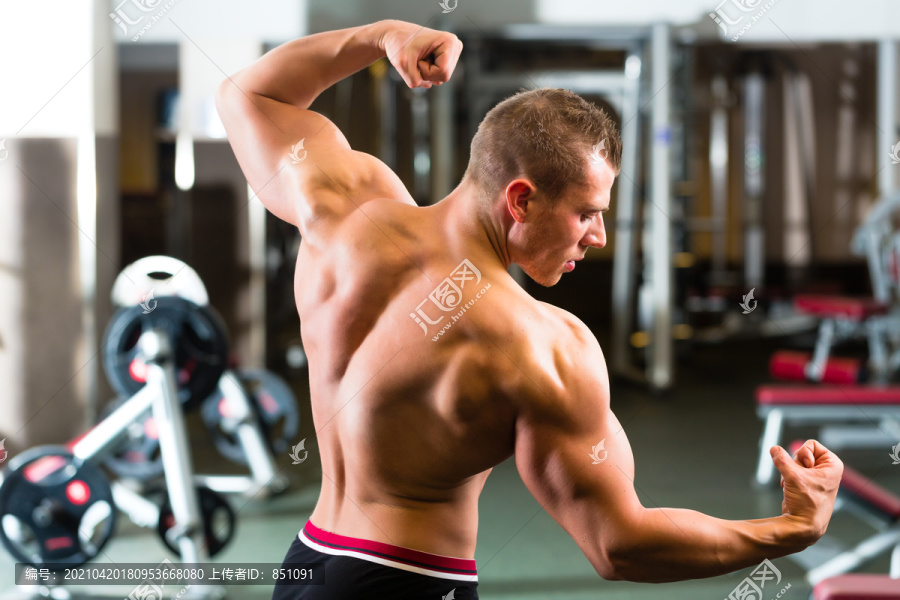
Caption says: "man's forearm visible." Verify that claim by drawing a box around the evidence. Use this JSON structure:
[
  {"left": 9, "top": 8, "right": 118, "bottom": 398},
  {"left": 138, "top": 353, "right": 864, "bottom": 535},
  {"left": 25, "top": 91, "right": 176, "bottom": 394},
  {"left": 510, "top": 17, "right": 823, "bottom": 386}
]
[
  {"left": 607, "top": 508, "right": 812, "bottom": 583},
  {"left": 231, "top": 20, "right": 391, "bottom": 109}
]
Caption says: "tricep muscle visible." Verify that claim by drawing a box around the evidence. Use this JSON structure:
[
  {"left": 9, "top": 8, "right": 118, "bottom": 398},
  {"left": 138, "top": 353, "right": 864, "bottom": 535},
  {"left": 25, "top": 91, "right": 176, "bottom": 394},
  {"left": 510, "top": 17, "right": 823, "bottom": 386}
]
[{"left": 216, "top": 78, "right": 414, "bottom": 241}]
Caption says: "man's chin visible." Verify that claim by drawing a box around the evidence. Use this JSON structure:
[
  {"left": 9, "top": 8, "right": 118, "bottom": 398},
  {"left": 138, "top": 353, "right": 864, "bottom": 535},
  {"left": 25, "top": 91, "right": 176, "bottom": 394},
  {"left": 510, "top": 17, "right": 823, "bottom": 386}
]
[{"left": 521, "top": 267, "right": 561, "bottom": 288}]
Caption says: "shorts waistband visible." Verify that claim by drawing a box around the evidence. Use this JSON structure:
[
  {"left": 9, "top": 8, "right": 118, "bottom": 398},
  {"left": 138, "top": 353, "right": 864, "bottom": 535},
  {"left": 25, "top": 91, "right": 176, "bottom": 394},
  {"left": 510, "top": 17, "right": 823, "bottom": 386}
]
[{"left": 299, "top": 520, "right": 478, "bottom": 582}]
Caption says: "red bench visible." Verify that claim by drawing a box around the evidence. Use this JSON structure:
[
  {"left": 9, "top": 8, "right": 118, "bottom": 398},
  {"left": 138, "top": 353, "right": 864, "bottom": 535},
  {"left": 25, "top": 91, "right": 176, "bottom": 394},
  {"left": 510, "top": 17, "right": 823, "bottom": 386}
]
[
  {"left": 814, "top": 574, "right": 900, "bottom": 600},
  {"left": 795, "top": 295, "right": 890, "bottom": 321},
  {"left": 841, "top": 467, "right": 900, "bottom": 521},
  {"left": 788, "top": 444, "right": 900, "bottom": 585},
  {"left": 755, "top": 385, "right": 900, "bottom": 486},
  {"left": 769, "top": 295, "right": 893, "bottom": 384}
]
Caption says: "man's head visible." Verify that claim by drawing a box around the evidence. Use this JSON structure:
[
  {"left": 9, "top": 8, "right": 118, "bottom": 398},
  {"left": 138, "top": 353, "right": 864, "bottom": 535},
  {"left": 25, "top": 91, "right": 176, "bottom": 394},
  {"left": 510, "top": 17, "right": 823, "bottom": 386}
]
[{"left": 462, "top": 88, "right": 622, "bottom": 286}]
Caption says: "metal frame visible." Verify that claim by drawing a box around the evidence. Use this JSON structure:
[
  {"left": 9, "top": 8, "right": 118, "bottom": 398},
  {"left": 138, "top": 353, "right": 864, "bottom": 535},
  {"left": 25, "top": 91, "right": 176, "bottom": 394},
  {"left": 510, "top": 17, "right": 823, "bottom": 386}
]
[
  {"left": 453, "top": 25, "right": 659, "bottom": 314},
  {"left": 754, "top": 402, "right": 900, "bottom": 486},
  {"left": 195, "top": 371, "right": 287, "bottom": 496},
  {"left": 878, "top": 40, "right": 897, "bottom": 198},
  {"left": 743, "top": 72, "right": 766, "bottom": 290},
  {"left": 646, "top": 23, "right": 674, "bottom": 390},
  {"left": 17, "top": 325, "right": 288, "bottom": 596},
  {"left": 71, "top": 330, "right": 211, "bottom": 583},
  {"left": 804, "top": 481, "right": 900, "bottom": 585},
  {"left": 376, "top": 24, "right": 678, "bottom": 390},
  {"left": 708, "top": 75, "right": 730, "bottom": 282},
  {"left": 610, "top": 52, "right": 644, "bottom": 382},
  {"left": 788, "top": 192, "right": 900, "bottom": 383}
]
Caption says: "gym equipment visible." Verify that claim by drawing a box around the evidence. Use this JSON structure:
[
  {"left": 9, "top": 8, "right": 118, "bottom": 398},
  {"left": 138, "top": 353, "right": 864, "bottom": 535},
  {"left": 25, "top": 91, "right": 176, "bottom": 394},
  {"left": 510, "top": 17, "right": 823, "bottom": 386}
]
[
  {"left": 100, "top": 400, "right": 164, "bottom": 481},
  {"left": 201, "top": 369, "right": 300, "bottom": 465},
  {"left": 0, "top": 295, "right": 232, "bottom": 580},
  {"left": 769, "top": 349, "right": 866, "bottom": 385},
  {"left": 685, "top": 60, "right": 825, "bottom": 344},
  {"left": 769, "top": 193, "right": 900, "bottom": 385},
  {"left": 813, "top": 574, "right": 900, "bottom": 600},
  {"left": 157, "top": 486, "right": 235, "bottom": 558},
  {"left": 809, "top": 467, "right": 900, "bottom": 583},
  {"left": 102, "top": 296, "right": 230, "bottom": 411},
  {"left": 111, "top": 255, "right": 209, "bottom": 308},
  {"left": 451, "top": 25, "right": 661, "bottom": 387},
  {"left": 786, "top": 442, "right": 900, "bottom": 585},
  {"left": 78, "top": 310, "right": 216, "bottom": 564},
  {"left": 753, "top": 385, "right": 900, "bottom": 486},
  {"left": 193, "top": 371, "right": 291, "bottom": 497},
  {"left": 99, "top": 367, "right": 296, "bottom": 490},
  {"left": 0, "top": 447, "right": 116, "bottom": 570},
  {"left": 102, "top": 369, "right": 292, "bottom": 496}
]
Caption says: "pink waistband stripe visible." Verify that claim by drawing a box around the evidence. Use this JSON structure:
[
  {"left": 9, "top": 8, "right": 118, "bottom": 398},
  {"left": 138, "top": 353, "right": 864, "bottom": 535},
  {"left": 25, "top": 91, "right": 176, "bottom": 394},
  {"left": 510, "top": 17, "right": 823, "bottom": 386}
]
[{"left": 301, "top": 520, "right": 478, "bottom": 579}]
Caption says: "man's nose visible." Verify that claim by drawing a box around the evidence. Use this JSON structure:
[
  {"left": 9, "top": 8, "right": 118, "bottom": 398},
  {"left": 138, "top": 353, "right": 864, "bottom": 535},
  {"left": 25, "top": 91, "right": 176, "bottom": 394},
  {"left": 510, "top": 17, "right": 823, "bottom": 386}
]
[{"left": 583, "top": 215, "right": 606, "bottom": 249}]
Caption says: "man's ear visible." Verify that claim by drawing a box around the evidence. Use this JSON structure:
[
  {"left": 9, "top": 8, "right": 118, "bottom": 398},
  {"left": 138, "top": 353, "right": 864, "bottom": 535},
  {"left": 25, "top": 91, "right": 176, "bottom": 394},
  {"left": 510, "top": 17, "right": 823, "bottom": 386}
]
[{"left": 505, "top": 179, "right": 536, "bottom": 224}]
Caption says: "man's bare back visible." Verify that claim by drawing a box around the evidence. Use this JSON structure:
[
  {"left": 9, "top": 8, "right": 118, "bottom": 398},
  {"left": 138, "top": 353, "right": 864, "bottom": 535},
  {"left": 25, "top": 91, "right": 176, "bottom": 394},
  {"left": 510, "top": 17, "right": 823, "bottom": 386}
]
[
  {"left": 295, "top": 197, "right": 571, "bottom": 559},
  {"left": 217, "top": 17, "right": 844, "bottom": 589}
]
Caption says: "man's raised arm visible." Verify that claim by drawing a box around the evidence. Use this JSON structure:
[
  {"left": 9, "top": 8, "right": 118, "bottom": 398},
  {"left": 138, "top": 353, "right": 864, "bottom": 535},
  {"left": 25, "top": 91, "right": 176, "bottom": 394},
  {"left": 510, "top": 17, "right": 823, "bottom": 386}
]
[
  {"left": 215, "top": 20, "right": 462, "bottom": 236},
  {"left": 514, "top": 315, "right": 843, "bottom": 583}
]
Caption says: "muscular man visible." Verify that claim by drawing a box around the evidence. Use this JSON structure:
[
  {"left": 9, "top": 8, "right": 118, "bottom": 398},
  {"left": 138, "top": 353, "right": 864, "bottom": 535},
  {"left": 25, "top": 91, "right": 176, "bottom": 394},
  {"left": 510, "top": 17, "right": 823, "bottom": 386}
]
[{"left": 216, "top": 19, "right": 843, "bottom": 600}]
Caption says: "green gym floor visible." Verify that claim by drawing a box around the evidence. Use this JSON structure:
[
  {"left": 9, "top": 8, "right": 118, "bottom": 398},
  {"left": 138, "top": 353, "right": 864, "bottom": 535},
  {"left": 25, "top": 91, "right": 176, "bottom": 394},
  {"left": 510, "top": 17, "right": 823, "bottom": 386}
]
[{"left": 0, "top": 337, "right": 894, "bottom": 600}]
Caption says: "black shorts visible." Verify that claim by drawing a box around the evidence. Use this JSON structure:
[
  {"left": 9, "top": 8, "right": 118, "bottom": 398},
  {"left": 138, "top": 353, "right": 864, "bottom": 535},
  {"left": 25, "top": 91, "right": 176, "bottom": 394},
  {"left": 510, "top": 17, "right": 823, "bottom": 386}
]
[{"left": 271, "top": 520, "right": 479, "bottom": 600}]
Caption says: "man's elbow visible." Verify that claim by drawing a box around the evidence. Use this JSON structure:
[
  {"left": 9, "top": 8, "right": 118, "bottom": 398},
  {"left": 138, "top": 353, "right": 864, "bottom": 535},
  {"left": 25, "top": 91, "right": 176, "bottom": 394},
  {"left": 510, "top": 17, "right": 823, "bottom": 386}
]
[
  {"left": 215, "top": 78, "right": 234, "bottom": 114},
  {"left": 592, "top": 556, "right": 624, "bottom": 582},
  {"left": 592, "top": 538, "right": 652, "bottom": 583},
  {"left": 215, "top": 71, "right": 248, "bottom": 114}
]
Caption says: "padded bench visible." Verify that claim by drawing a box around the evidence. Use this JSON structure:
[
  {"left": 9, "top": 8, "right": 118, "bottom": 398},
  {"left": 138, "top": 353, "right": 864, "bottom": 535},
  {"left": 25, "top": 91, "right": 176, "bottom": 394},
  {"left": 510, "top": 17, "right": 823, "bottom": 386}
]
[
  {"left": 786, "top": 440, "right": 900, "bottom": 585},
  {"left": 755, "top": 385, "right": 900, "bottom": 486},
  {"left": 773, "top": 295, "right": 895, "bottom": 383},
  {"left": 795, "top": 295, "right": 890, "bottom": 321},
  {"left": 806, "top": 466, "right": 900, "bottom": 585},
  {"left": 814, "top": 574, "right": 900, "bottom": 600}
]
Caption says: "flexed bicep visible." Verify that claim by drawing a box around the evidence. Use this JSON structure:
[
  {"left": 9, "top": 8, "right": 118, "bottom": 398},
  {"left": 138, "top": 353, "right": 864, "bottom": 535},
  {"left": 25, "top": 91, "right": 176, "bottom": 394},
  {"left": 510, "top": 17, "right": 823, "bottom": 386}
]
[
  {"left": 512, "top": 322, "right": 645, "bottom": 579},
  {"left": 216, "top": 79, "right": 413, "bottom": 242}
]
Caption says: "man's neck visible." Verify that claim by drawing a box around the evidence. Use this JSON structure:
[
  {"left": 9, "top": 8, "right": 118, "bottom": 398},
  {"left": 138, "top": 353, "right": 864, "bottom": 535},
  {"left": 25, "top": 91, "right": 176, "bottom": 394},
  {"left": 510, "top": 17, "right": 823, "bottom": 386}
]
[{"left": 435, "top": 182, "right": 513, "bottom": 271}]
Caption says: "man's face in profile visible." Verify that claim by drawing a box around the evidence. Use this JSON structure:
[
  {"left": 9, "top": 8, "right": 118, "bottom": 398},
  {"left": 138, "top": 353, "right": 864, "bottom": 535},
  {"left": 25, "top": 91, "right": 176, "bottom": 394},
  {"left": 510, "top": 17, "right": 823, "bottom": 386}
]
[{"left": 515, "top": 155, "right": 616, "bottom": 287}]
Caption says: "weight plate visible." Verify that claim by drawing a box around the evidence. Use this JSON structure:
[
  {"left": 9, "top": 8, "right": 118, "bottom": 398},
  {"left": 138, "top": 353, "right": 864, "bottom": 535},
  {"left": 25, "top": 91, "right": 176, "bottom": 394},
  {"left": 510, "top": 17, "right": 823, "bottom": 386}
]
[
  {"left": 0, "top": 446, "right": 116, "bottom": 570},
  {"left": 200, "top": 369, "right": 300, "bottom": 465},
  {"left": 157, "top": 486, "right": 235, "bottom": 558},
  {"left": 111, "top": 255, "right": 208, "bottom": 308},
  {"left": 102, "top": 296, "right": 229, "bottom": 412},
  {"left": 99, "top": 400, "right": 163, "bottom": 481}
]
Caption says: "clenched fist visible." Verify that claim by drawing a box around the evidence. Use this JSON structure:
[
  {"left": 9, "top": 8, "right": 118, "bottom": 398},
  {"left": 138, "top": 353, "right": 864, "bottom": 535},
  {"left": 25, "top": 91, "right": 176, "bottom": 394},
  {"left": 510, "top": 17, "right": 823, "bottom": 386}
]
[
  {"left": 772, "top": 440, "right": 843, "bottom": 543},
  {"left": 378, "top": 20, "right": 463, "bottom": 89}
]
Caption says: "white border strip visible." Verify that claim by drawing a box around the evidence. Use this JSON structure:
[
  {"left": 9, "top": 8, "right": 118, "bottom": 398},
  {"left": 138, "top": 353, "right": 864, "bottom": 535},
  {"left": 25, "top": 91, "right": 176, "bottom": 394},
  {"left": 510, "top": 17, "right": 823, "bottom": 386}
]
[{"left": 298, "top": 530, "right": 478, "bottom": 583}]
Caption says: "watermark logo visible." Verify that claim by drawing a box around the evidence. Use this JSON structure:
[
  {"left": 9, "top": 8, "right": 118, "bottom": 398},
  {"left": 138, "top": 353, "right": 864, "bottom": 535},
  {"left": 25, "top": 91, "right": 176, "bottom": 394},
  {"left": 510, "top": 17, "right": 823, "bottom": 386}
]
[
  {"left": 442, "top": 588, "right": 456, "bottom": 600},
  {"left": 589, "top": 138, "right": 609, "bottom": 163},
  {"left": 289, "top": 139, "right": 307, "bottom": 164},
  {"left": 139, "top": 289, "right": 157, "bottom": 314},
  {"left": 589, "top": 439, "right": 608, "bottom": 464},
  {"left": 289, "top": 439, "right": 308, "bottom": 464},
  {"left": 739, "top": 288, "right": 757, "bottom": 314},
  {"left": 124, "top": 557, "right": 192, "bottom": 600},
  {"left": 110, "top": 0, "right": 161, "bottom": 34},
  {"left": 890, "top": 443, "right": 900, "bottom": 465},
  {"left": 709, "top": 0, "right": 779, "bottom": 42},
  {"left": 0, "top": 439, "right": 7, "bottom": 465},
  {"left": 438, "top": 0, "right": 458, "bottom": 13},
  {"left": 126, "top": 558, "right": 171, "bottom": 600},
  {"left": 890, "top": 141, "right": 900, "bottom": 165},
  {"left": 127, "top": 580, "right": 163, "bottom": 600},
  {"left": 110, "top": 0, "right": 180, "bottom": 42},
  {"left": 726, "top": 558, "right": 790, "bottom": 600},
  {"left": 0, "top": 139, "right": 8, "bottom": 162},
  {"left": 410, "top": 259, "right": 491, "bottom": 341}
]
